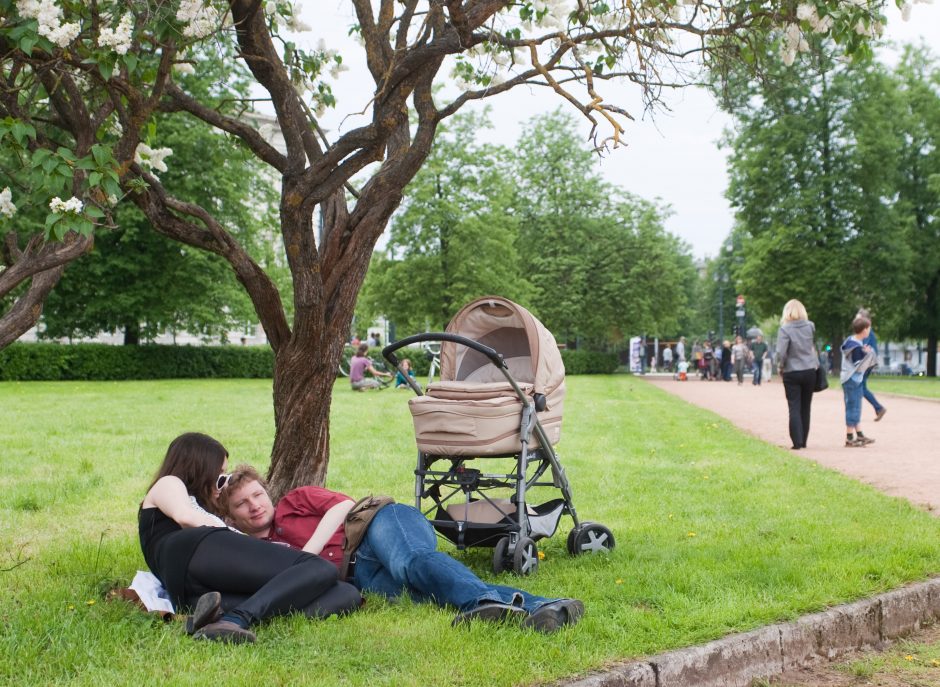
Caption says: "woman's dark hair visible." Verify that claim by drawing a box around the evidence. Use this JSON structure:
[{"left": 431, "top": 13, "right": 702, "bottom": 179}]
[
  {"left": 356, "top": 343, "right": 369, "bottom": 356},
  {"left": 148, "top": 432, "right": 228, "bottom": 511}
]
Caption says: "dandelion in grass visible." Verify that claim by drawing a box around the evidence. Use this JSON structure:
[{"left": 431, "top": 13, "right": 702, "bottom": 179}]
[
  {"left": 904, "top": 654, "right": 915, "bottom": 661},
  {"left": 67, "top": 604, "right": 75, "bottom": 611},
  {"left": 537, "top": 551, "right": 545, "bottom": 561},
  {"left": 931, "top": 659, "right": 940, "bottom": 666},
  {"left": 687, "top": 532, "right": 696, "bottom": 538},
  {"left": 615, "top": 579, "right": 623, "bottom": 585},
  {"left": 86, "top": 599, "right": 95, "bottom": 606}
]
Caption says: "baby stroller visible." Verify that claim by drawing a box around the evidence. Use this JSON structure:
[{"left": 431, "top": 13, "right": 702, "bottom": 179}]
[{"left": 382, "top": 296, "right": 614, "bottom": 576}]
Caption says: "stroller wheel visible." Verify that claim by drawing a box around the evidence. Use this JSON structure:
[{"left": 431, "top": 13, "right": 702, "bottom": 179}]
[
  {"left": 567, "top": 522, "right": 615, "bottom": 556},
  {"left": 492, "top": 536, "right": 511, "bottom": 575},
  {"left": 512, "top": 537, "right": 539, "bottom": 576}
]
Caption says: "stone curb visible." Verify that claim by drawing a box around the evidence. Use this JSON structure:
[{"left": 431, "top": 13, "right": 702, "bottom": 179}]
[{"left": 558, "top": 577, "right": 940, "bottom": 687}]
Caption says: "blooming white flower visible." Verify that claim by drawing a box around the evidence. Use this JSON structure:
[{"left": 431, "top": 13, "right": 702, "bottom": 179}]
[
  {"left": 0, "top": 187, "right": 16, "bottom": 219},
  {"left": 173, "top": 62, "right": 196, "bottom": 75},
  {"left": 176, "top": 0, "right": 220, "bottom": 39},
  {"left": 134, "top": 143, "right": 173, "bottom": 173},
  {"left": 49, "top": 196, "right": 84, "bottom": 214},
  {"left": 98, "top": 13, "right": 134, "bottom": 55},
  {"left": 16, "top": 0, "right": 81, "bottom": 48},
  {"left": 901, "top": 2, "right": 912, "bottom": 20}
]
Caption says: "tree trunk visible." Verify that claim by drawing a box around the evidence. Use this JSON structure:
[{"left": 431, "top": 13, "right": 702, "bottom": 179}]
[
  {"left": 123, "top": 322, "right": 140, "bottom": 346},
  {"left": 265, "top": 342, "right": 338, "bottom": 501},
  {"left": 928, "top": 334, "right": 938, "bottom": 378}
]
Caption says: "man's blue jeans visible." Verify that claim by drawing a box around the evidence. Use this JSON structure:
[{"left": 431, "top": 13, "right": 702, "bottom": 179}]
[
  {"left": 353, "top": 503, "right": 553, "bottom": 613},
  {"left": 861, "top": 369, "right": 883, "bottom": 412},
  {"left": 752, "top": 360, "right": 762, "bottom": 385}
]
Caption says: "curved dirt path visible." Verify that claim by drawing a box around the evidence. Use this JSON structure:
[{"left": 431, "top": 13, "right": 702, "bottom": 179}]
[{"left": 643, "top": 373, "right": 940, "bottom": 514}]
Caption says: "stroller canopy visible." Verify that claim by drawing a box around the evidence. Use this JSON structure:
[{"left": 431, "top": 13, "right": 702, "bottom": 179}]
[{"left": 440, "top": 296, "right": 564, "bottom": 395}]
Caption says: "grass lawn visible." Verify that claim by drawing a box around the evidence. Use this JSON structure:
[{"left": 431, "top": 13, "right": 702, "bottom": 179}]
[
  {"left": 867, "top": 374, "right": 940, "bottom": 400},
  {"left": 2, "top": 376, "right": 940, "bottom": 686}
]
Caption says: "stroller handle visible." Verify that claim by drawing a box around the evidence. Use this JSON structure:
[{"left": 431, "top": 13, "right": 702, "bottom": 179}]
[{"left": 383, "top": 333, "right": 505, "bottom": 370}]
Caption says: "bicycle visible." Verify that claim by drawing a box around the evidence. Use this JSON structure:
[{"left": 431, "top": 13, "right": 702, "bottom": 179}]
[{"left": 423, "top": 342, "right": 441, "bottom": 386}]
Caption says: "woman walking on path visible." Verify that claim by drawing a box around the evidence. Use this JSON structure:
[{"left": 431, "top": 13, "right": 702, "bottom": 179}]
[{"left": 776, "top": 299, "right": 819, "bottom": 450}]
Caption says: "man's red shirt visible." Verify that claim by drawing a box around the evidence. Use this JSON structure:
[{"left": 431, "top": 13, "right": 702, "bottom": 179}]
[{"left": 267, "top": 486, "right": 353, "bottom": 571}]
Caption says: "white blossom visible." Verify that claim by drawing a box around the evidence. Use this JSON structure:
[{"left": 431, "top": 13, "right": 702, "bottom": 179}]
[
  {"left": 173, "top": 62, "right": 196, "bottom": 75},
  {"left": 49, "top": 196, "right": 84, "bottom": 214},
  {"left": 16, "top": 0, "right": 81, "bottom": 48},
  {"left": 98, "top": 13, "right": 134, "bottom": 55},
  {"left": 900, "top": 2, "right": 912, "bottom": 20},
  {"left": 134, "top": 143, "right": 173, "bottom": 173},
  {"left": 0, "top": 187, "right": 16, "bottom": 219},
  {"left": 176, "top": 0, "right": 220, "bottom": 39}
]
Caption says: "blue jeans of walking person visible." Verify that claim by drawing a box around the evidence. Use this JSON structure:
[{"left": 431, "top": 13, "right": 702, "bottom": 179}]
[
  {"left": 752, "top": 360, "right": 762, "bottom": 385},
  {"left": 353, "top": 503, "right": 553, "bottom": 613},
  {"left": 861, "top": 369, "right": 883, "bottom": 414}
]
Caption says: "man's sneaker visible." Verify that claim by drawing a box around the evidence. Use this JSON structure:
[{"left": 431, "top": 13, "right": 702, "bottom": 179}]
[
  {"left": 857, "top": 435, "right": 875, "bottom": 445},
  {"left": 452, "top": 601, "right": 526, "bottom": 627},
  {"left": 845, "top": 438, "right": 867, "bottom": 448},
  {"left": 185, "top": 591, "right": 223, "bottom": 635},
  {"left": 192, "top": 620, "right": 256, "bottom": 644},
  {"left": 875, "top": 407, "right": 887, "bottom": 422},
  {"left": 521, "top": 599, "right": 585, "bottom": 634}
]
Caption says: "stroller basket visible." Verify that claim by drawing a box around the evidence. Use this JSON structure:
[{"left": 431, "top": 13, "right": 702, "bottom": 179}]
[
  {"left": 433, "top": 498, "right": 567, "bottom": 549},
  {"left": 383, "top": 296, "right": 615, "bottom": 575}
]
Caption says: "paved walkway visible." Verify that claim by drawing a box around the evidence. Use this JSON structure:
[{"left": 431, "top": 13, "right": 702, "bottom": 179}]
[{"left": 643, "top": 373, "right": 940, "bottom": 513}]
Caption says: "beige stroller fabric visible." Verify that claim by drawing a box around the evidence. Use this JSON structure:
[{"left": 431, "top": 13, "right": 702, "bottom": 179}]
[{"left": 409, "top": 296, "right": 565, "bottom": 455}]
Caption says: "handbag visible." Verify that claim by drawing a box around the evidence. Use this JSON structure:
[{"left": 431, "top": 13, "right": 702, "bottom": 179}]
[
  {"left": 814, "top": 365, "right": 829, "bottom": 393},
  {"left": 339, "top": 494, "right": 395, "bottom": 580}
]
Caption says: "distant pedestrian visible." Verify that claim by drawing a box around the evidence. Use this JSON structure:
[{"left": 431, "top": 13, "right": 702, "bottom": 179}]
[
  {"left": 762, "top": 350, "right": 773, "bottom": 383},
  {"left": 720, "top": 340, "right": 733, "bottom": 381},
  {"left": 840, "top": 315, "right": 878, "bottom": 447},
  {"left": 856, "top": 308, "right": 886, "bottom": 422},
  {"left": 750, "top": 335, "right": 769, "bottom": 385},
  {"left": 731, "top": 335, "right": 749, "bottom": 385},
  {"left": 776, "top": 299, "right": 819, "bottom": 450},
  {"left": 663, "top": 345, "right": 674, "bottom": 372},
  {"left": 676, "top": 337, "right": 686, "bottom": 364}
]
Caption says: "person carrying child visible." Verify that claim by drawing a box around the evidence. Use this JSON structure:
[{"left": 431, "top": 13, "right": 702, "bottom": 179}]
[{"left": 840, "top": 315, "right": 878, "bottom": 448}]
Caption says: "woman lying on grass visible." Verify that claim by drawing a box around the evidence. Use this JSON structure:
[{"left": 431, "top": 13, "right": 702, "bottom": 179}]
[{"left": 139, "top": 432, "right": 361, "bottom": 644}]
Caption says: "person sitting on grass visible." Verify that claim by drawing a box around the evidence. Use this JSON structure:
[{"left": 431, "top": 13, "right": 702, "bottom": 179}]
[
  {"left": 840, "top": 315, "right": 878, "bottom": 448},
  {"left": 394, "top": 358, "right": 421, "bottom": 390},
  {"left": 349, "top": 343, "right": 392, "bottom": 391},
  {"left": 218, "top": 465, "right": 585, "bottom": 633}
]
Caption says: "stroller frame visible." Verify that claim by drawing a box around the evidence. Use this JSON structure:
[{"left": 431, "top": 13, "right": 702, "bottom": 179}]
[{"left": 384, "top": 330, "right": 614, "bottom": 576}]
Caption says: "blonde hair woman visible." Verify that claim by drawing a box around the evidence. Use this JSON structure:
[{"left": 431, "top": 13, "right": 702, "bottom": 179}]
[{"left": 775, "top": 299, "right": 819, "bottom": 449}]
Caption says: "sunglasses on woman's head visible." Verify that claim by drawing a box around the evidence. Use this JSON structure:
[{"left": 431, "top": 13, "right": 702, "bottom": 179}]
[{"left": 216, "top": 473, "right": 231, "bottom": 490}]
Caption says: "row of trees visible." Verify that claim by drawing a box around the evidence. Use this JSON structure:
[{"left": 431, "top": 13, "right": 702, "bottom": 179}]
[
  {"left": 713, "top": 42, "right": 940, "bottom": 374},
  {"left": 0, "top": 0, "right": 900, "bottom": 492},
  {"left": 357, "top": 111, "right": 698, "bottom": 349}
]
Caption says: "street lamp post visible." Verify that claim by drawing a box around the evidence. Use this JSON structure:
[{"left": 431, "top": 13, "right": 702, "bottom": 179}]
[
  {"left": 715, "top": 270, "right": 729, "bottom": 340},
  {"left": 735, "top": 295, "right": 746, "bottom": 338}
]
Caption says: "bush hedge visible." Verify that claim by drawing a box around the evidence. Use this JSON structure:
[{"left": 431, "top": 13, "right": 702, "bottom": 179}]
[
  {"left": 0, "top": 343, "right": 619, "bottom": 381},
  {"left": 0, "top": 343, "right": 273, "bottom": 381}
]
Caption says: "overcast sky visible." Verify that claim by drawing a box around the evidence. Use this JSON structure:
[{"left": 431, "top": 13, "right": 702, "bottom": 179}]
[{"left": 304, "top": 2, "right": 939, "bottom": 261}]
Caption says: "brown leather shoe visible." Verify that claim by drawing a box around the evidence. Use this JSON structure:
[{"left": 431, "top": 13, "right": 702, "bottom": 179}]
[
  {"left": 185, "top": 591, "right": 223, "bottom": 635},
  {"left": 192, "top": 620, "right": 256, "bottom": 644},
  {"left": 875, "top": 407, "right": 887, "bottom": 422}
]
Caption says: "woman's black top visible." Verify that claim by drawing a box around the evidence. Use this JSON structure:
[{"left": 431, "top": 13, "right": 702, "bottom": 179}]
[{"left": 138, "top": 506, "right": 219, "bottom": 610}]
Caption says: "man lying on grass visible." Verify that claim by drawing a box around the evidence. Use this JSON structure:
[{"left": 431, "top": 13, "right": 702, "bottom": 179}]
[{"left": 212, "top": 465, "right": 583, "bottom": 633}]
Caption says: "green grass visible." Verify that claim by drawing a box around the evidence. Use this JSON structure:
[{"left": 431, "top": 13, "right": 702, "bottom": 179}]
[
  {"left": 2, "top": 377, "right": 940, "bottom": 686},
  {"left": 868, "top": 374, "right": 940, "bottom": 400}
]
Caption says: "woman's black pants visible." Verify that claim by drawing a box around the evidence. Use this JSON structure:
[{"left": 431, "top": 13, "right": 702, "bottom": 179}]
[
  {"left": 782, "top": 368, "right": 816, "bottom": 448},
  {"left": 185, "top": 530, "right": 360, "bottom": 626}
]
